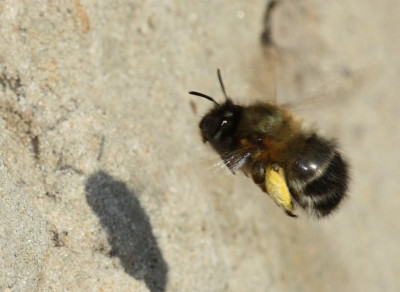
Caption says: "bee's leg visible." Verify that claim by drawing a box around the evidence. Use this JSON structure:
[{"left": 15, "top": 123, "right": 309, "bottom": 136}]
[
  {"left": 285, "top": 210, "right": 297, "bottom": 217},
  {"left": 251, "top": 160, "right": 267, "bottom": 187},
  {"left": 265, "top": 163, "right": 296, "bottom": 217}
]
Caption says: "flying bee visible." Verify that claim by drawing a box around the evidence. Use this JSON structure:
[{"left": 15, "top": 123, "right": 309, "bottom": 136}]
[{"left": 189, "top": 69, "right": 349, "bottom": 218}]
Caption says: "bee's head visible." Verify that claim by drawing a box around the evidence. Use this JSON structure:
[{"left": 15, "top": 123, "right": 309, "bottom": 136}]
[
  {"left": 189, "top": 69, "right": 243, "bottom": 153},
  {"left": 197, "top": 100, "right": 242, "bottom": 143}
]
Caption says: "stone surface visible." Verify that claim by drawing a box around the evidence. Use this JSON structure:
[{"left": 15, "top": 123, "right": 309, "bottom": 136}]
[{"left": 0, "top": 0, "right": 399, "bottom": 291}]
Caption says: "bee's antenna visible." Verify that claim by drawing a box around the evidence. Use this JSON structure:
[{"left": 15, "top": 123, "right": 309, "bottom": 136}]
[
  {"left": 217, "top": 68, "right": 229, "bottom": 100},
  {"left": 188, "top": 91, "right": 220, "bottom": 106}
]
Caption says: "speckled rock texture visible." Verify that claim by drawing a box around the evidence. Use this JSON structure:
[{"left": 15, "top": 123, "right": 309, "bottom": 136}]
[{"left": 1, "top": 1, "right": 399, "bottom": 291}]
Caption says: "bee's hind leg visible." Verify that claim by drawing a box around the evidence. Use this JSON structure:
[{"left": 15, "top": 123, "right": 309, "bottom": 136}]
[{"left": 265, "top": 163, "right": 297, "bottom": 217}]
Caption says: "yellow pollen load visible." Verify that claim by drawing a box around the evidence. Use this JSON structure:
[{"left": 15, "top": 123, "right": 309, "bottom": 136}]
[{"left": 265, "top": 164, "right": 294, "bottom": 213}]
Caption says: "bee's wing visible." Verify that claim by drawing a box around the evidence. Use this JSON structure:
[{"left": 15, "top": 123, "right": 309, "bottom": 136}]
[{"left": 277, "top": 73, "right": 359, "bottom": 115}]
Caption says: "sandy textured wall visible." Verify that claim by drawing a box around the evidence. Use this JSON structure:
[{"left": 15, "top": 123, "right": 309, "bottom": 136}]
[{"left": 1, "top": 0, "right": 400, "bottom": 291}]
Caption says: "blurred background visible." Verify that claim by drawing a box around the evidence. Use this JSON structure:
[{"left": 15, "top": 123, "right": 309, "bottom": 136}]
[{"left": 0, "top": 0, "right": 399, "bottom": 291}]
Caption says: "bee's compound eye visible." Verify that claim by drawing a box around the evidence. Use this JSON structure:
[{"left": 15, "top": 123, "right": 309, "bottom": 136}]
[{"left": 221, "top": 120, "right": 228, "bottom": 127}]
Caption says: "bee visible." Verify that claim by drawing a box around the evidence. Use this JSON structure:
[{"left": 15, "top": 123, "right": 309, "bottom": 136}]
[{"left": 189, "top": 69, "right": 349, "bottom": 218}]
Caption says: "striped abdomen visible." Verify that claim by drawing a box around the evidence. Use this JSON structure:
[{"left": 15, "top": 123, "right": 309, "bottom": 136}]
[{"left": 287, "top": 134, "right": 349, "bottom": 217}]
